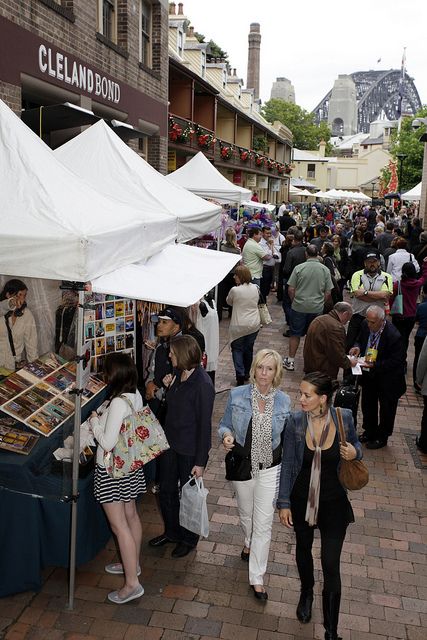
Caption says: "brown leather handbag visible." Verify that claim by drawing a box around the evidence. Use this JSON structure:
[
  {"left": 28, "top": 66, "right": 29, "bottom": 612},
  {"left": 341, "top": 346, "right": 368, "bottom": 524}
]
[{"left": 335, "top": 407, "right": 369, "bottom": 490}]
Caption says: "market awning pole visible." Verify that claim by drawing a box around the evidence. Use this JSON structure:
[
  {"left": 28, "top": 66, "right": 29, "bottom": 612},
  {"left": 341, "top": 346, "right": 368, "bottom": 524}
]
[{"left": 67, "top": 286, "right": 85, "bottom": 610}]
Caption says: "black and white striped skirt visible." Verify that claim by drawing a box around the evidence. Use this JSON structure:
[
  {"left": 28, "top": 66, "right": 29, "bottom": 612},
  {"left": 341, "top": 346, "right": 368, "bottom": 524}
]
[{"left": 94, "top": 464, "right": 147, "bottom": 504}]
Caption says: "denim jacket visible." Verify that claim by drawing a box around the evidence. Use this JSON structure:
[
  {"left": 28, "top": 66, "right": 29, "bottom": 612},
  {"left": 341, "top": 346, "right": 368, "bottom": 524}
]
[
  {"left": 218, "top": 384, "right": 291, "bottom": 450},
  {"left": 276, "top": 407, "right": 363, "bottom": 510}
]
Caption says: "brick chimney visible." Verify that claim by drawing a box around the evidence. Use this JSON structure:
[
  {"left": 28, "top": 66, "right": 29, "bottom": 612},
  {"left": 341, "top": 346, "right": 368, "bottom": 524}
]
[
  {"left": 178, "top": 3, "right": 184, "bottom": 15},
  {"left": 318, "top": 139, "right": 326, "bottom": 157},
  {"left": 169, "top": 2, "right": 176, "bottom": 14},
  {"left": 247, "top": 23, "right": 261, "bottom": 101}
]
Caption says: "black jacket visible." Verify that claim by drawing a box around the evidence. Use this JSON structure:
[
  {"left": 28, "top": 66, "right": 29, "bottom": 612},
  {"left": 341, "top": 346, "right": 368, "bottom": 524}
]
[
  {"left": 355, "top": 320, "right": 406, "bottom": 396},
  {"left": 164, "top": 366, "right": 215, "bottom": 466}
]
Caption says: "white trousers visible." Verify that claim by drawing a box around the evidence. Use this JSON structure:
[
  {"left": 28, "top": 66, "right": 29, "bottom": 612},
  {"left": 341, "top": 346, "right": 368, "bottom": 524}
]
[{"left": 232, "top": 465, "right": 280, "bottom": 586}]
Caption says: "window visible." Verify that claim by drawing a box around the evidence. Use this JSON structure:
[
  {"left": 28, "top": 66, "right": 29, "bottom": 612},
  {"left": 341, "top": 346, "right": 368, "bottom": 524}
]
[
  {"left": 222, "top": 69, "right": 227, "bottom": 88},
  {"left": 307, "top": 163, "right": 316, "bottom": 178},
  {"left": 332, "top": 118, "right": 344, "bottom": 136},
  {"left": 98, "top": 0, "right": 117, "bottom": 43},
  {"left": 140, "top": 0, "right": 152, "bottom": 67},
  {"left": 177, "top": 29, "right": 184, "bottom": 58}
]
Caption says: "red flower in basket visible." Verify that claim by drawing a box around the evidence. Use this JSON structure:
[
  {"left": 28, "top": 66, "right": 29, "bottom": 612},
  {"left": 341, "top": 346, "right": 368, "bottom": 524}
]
[
  {"left": 135, "top": 425, "right": 150, "bottom": 441},
  {"left": 240, "top": 150, "right": 249, "bottom": 162},
  {"left": 130, "top": 460, "right": 144, "bottom": 472},
  {"left": 113, "top": 455, "right": 125, "bottom": 469}
]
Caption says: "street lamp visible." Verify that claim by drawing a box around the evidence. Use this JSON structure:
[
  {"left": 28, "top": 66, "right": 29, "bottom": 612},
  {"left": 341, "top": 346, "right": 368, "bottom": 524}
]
[
  {"left": 396, "top": 152, "right": 407, "bottom": 203},
  {"left": 412, "top": 117, "right": 427, "bottom": 226},
  {"left": 370, "top": 180, "right": 376, "bottom": 200}
]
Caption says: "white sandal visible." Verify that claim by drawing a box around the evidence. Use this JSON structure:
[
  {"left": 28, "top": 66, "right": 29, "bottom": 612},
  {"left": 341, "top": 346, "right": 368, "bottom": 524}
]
[
  {"left": 105, "top": 562, "right": 141, "bottom": 576},
  {"left": 108, "top": 584, "right": 144, "bottom": 604}
]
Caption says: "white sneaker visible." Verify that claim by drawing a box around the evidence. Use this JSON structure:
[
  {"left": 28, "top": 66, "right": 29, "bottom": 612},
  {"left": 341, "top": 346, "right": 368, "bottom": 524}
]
[{"left": 283, "top": 358, "right": 295, "bottom": 371}]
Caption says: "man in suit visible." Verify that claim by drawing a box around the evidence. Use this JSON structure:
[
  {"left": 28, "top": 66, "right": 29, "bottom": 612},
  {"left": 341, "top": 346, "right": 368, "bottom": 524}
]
[{"left": 349, "top": 305, "right": 406, "bottom": 449}]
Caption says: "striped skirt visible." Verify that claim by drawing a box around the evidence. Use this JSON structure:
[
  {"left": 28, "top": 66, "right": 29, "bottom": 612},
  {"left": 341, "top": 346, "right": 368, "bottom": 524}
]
[{"left": 94, "top": 464, "right": 147, "bottom": 504}]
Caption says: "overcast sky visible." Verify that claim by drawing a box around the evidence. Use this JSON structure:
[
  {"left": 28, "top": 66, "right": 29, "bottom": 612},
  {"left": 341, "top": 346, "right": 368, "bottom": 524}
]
[{"left": 179, "top": 0, "right": 426, "bottom": 112}]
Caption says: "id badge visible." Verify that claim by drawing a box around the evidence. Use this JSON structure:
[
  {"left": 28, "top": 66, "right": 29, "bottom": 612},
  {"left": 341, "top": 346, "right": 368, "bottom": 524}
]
[{"left": 365, "top": 347, "right": 378, "bottom": 364}]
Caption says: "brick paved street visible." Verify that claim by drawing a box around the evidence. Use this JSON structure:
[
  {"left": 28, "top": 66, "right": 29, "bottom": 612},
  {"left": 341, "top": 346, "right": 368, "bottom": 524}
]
[{"left": 1, "top": 298, "right": 426, "bottom": 640}]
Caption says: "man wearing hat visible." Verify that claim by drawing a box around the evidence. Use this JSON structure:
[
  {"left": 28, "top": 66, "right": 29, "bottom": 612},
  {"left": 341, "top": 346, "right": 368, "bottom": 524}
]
[
  {"left": 346, "top": 251, "right": 393, "bottom": 351},
  {"left": 145, "top": 307, "right": 183, "bottom": 417}
]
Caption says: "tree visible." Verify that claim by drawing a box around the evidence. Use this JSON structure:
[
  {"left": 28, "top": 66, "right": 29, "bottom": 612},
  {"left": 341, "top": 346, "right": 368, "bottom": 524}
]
[
  {"left": 194, "top": 32, "right": 228, "bottom": 61},
  {"left": 261, "top": 99, "right": 332, "bottom": 152},
  {"left": 389, "top": 106, "right": 427, "bottom": 191}
]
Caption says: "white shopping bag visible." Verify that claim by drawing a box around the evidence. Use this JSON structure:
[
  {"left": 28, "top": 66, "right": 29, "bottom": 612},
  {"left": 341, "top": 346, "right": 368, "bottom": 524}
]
[{"left": 179, "top": 476, "right": 209, "bottom": 538}]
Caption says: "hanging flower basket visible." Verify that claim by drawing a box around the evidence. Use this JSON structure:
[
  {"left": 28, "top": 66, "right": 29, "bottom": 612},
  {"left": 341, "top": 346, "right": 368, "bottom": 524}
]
[
  {"left": 254, "top": 154, "right": 265, "bottom": 167},
  {"left": 220, "top": 144, "right": 234, "bottom": 160},
  {"left": 169, "top": 117, "right": 194, "bottom": 143},
  {"left": 238, "top": 148, "right": 250, "bottom": 162}
]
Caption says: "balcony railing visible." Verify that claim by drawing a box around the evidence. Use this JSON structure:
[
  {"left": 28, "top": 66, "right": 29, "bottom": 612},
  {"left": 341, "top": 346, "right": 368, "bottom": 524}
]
[{"left": 168, "top": 114, "right": 293, "bottom": 178}]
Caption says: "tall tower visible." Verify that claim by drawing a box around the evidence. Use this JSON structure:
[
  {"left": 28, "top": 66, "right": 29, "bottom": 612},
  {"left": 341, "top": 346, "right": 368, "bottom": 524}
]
[
  {"left": 327, "top": 75, "right": 358, "bottom": 136},
  {"left": 270, "top": 77, "right": 295, "bottom": 103},
  {"left": 247, "top": 23, "right": 261, "bottom": 101}
]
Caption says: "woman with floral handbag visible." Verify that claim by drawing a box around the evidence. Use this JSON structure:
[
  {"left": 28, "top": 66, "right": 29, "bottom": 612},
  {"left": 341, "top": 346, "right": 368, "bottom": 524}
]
[{"left": 89, "top": 353, "right": 146, "bottom": 605}]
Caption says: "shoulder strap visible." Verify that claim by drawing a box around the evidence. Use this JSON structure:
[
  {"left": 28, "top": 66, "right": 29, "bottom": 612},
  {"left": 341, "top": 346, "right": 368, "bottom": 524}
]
[
  {"left": 335, "top": 407, "right": 346, "bottom": 444},
  {"left": 4, "top": 315, "right": 16, "bottom": 358},
  {"left": 119, "top": 394, "right": 135, "bottom": 414}
]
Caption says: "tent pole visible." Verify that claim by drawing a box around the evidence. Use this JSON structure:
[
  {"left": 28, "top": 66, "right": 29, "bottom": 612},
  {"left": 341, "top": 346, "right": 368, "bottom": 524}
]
[
  {"left": 214, "top": 225, "right": 221, "bottom": 305},
  {"left": 67, "top": 286, "right": 85, "bottom": 610}
]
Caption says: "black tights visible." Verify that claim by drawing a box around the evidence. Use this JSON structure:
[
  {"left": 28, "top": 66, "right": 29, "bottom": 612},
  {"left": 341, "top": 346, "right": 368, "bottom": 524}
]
[{"left": 295, "top": 525, "right": 346, "bottom": 593}]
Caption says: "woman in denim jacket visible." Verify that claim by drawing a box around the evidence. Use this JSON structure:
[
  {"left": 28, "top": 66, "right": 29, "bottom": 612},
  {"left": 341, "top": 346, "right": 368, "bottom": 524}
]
[
  {"left": 277, "top": 372, "right": 362, "bottom": 640},
  {"left": 219, "top": 349, "right": 290, "bottom": 601}
]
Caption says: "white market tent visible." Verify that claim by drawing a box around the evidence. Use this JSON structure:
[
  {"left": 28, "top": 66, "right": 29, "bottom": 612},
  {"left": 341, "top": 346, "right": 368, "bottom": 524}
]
[
  {"left": 167, "top": 151, "right": 251, "bottom": 203},
  {"left": 91, "top": 243, "right": 240, "bottom": 307},
  {"left": 54, "top": 121, "right": 221, "bottom": 242},
  {"left": 240, "top": 200, "right": 276, "bottom": 212},
  {"left": 0, "top": 100, "right": 172, "bottom": 282},
  {"left": 402, "top": 182, "right": 422, "bottom": 201}
]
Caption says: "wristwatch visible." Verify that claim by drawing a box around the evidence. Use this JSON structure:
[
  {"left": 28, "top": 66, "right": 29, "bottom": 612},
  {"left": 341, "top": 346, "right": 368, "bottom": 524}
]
[{"left": 364, "top": 290, "right": 368, "bottom": 296}]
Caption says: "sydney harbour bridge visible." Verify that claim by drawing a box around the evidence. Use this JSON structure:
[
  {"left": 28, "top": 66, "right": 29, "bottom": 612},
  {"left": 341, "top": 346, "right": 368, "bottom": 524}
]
[{"left": 313, "top": 69, "right": 422, "bottom": 134}]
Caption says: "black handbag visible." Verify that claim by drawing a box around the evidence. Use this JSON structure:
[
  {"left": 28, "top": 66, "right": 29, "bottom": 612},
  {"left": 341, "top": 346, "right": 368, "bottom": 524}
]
[{"left": 225, "top": 450, "right": 252, "bottom": 481}]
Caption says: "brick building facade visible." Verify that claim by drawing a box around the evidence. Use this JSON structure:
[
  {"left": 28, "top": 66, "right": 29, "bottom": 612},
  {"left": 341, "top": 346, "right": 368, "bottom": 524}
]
[{"left": 0, "top": 0, "right": 169, "bottom": 172}]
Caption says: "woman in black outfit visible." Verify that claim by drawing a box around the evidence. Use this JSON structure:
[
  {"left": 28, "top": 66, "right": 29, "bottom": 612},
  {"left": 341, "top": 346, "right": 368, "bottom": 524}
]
[
  {"left": 277, "top": 372, "right": 362, "bottom": 640},
  {"left": 148, "top": 335, "right": 215, "bottom": 558}
]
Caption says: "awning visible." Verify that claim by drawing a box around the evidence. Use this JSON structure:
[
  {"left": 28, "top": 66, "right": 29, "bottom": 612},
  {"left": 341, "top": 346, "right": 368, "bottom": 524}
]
[
  {"left": 21, "top": 102, "right": 100, "bottom": 135},
  {"left": 241, "top": 201, "right": 276, "bottom": 212},
  {"left": 110, "top": 119, "right": 158, "bottom": 140},
  {"left": 91, "top": 243, "right": 241, "bottom": 307}
]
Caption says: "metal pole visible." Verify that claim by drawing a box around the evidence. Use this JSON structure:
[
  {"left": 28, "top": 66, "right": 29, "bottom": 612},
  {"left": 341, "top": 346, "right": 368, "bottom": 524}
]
[
  {"left": 420, "top": 140, "right": 427, "bottom": 227},
  {"left": 67, "top": 287, "right": 85, "bottom": 610}
]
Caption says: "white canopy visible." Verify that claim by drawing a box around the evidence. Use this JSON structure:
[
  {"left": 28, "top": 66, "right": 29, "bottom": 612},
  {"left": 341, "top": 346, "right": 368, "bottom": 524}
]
[
  {"left": 402, "top": 182, "right": 422, "bottom": 201},
  {"left": 54, "top": 121, "right": 221, "bottom": 242},
  {"left": 91, "top": 243, "right": 240, "bottom": 306},
  {"left": 240, "top": 200, "right": 276, "bottom": 212},
  {"left": 167, "top": 151, "right": 251, "bottom": 204},
  {"left": 0, "top": 99, "right": 170, "bottom": 282}
]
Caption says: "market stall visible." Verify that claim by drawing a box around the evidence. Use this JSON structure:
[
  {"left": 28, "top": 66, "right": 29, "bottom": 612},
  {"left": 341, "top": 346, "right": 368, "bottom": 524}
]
[
  {"left": 0, "top": 99, "right": 240, "bottom": 601},
  {"left": 54, "top": 121, "right": 222, "bottom": 243},
  {"left": 402, "top": 182, "right": 422, "bottom": 201},
  {"left": 167, "top": 151, "right": 251, "bottom": 204}
]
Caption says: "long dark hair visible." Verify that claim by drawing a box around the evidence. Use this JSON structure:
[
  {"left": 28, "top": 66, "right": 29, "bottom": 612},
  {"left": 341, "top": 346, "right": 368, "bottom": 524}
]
[
  {"left": 303, "top": 371, "right": 339, "bottom": 405},
  {"left": 0, "top": 279, "right": 27, "bottom": 301},
  {"left": 401, "top": 261, "right": 416, "bottom": 280},
  {"left": 103, "top": 352, "right": 138, "bottom": 400}
]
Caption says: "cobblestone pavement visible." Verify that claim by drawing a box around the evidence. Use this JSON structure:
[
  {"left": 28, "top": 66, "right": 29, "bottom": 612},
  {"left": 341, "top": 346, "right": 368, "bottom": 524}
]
[{"left": 1, "top": 298, "right": 426, "bottom": 640}]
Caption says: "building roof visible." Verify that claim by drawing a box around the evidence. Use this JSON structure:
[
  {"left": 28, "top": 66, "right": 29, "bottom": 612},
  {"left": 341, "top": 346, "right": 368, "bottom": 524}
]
[
  {"left": 330, "top": 133, "right": 369, "bottom": 149},
  {"left": 293, "top": 149, "right": 328, "bottom": 162},
  {"left": 291, "top": 177, "right": 317, "bottom": 188},
  {"left": 360, "top": 135, "right": 383, "bottom": 145}
]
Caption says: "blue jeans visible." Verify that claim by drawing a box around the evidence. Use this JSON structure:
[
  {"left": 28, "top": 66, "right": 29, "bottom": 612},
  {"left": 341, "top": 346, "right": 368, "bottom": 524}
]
[{"left": 231, "top": 331, "right": 259, "bottom": 378}]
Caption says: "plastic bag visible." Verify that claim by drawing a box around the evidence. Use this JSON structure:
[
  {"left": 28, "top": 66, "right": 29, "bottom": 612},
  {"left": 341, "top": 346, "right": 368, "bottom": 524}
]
[{"left": 179, "top": 476, "right": 209, "bottom": 538}]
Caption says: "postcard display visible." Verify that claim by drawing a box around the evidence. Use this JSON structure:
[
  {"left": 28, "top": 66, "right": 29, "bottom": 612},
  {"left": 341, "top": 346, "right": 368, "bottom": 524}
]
[
  {"left": 84, "top": 294, "right": 136, "bottom": 375},
  {"left": 0, "top": 352, "right": 105, "bottom": 439}
]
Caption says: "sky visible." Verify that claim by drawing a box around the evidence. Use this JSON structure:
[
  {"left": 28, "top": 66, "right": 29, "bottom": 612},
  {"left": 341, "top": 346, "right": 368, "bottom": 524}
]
[{"left": 178, "top": 0, "right": 427, "bottom": 112}]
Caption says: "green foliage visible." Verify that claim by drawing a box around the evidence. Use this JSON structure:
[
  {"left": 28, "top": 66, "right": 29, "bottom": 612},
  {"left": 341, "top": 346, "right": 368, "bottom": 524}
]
[
  {"left": 193, "top": 32, "right": 228, "bottom": 60},
  {"left": 261, "top": 99, "right": 331, "bottom": 152},
  {"left": 252, "top": 135, "right": 269, "bottom": 153},
  {"left": 390, "top": 106, "right": 427, "bottom": 191}
]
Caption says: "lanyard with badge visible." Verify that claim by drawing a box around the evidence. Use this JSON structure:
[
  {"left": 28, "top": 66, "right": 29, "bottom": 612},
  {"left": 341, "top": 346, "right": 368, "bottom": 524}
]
[{"left": 365, "top": 322, "right": 385, "bottom": 364}]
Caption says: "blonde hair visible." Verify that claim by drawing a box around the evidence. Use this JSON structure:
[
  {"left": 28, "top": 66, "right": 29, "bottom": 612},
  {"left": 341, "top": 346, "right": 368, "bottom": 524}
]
[
  {"left": 249, "top": 349, "right": 283, "bottom": 389},
  {"left": 225, "top": 227, "right": 238, "bottom": 248}
]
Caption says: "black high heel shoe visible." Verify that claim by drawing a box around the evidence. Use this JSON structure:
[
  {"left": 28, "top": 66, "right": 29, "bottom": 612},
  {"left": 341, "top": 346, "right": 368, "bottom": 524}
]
[
  {"left": 251, "top": 585, "right": 268, "bottom": 601},
  {"left": 297, "top": 589, "right": 314, "bottom": 623},
  {"left": 241, "top": 548, "right": 250, "bottom": 561}
]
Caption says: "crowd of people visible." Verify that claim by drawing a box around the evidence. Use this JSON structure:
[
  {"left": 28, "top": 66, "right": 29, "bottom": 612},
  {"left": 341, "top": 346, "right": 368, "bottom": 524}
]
[{"left": 4, "top": 198, "right": 423, "bottom": 636}]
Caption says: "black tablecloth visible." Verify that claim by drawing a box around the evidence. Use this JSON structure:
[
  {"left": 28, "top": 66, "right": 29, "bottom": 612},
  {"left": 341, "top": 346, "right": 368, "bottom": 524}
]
[{"left": 0, "top": 393, "right": 111, "bottom": 597}]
